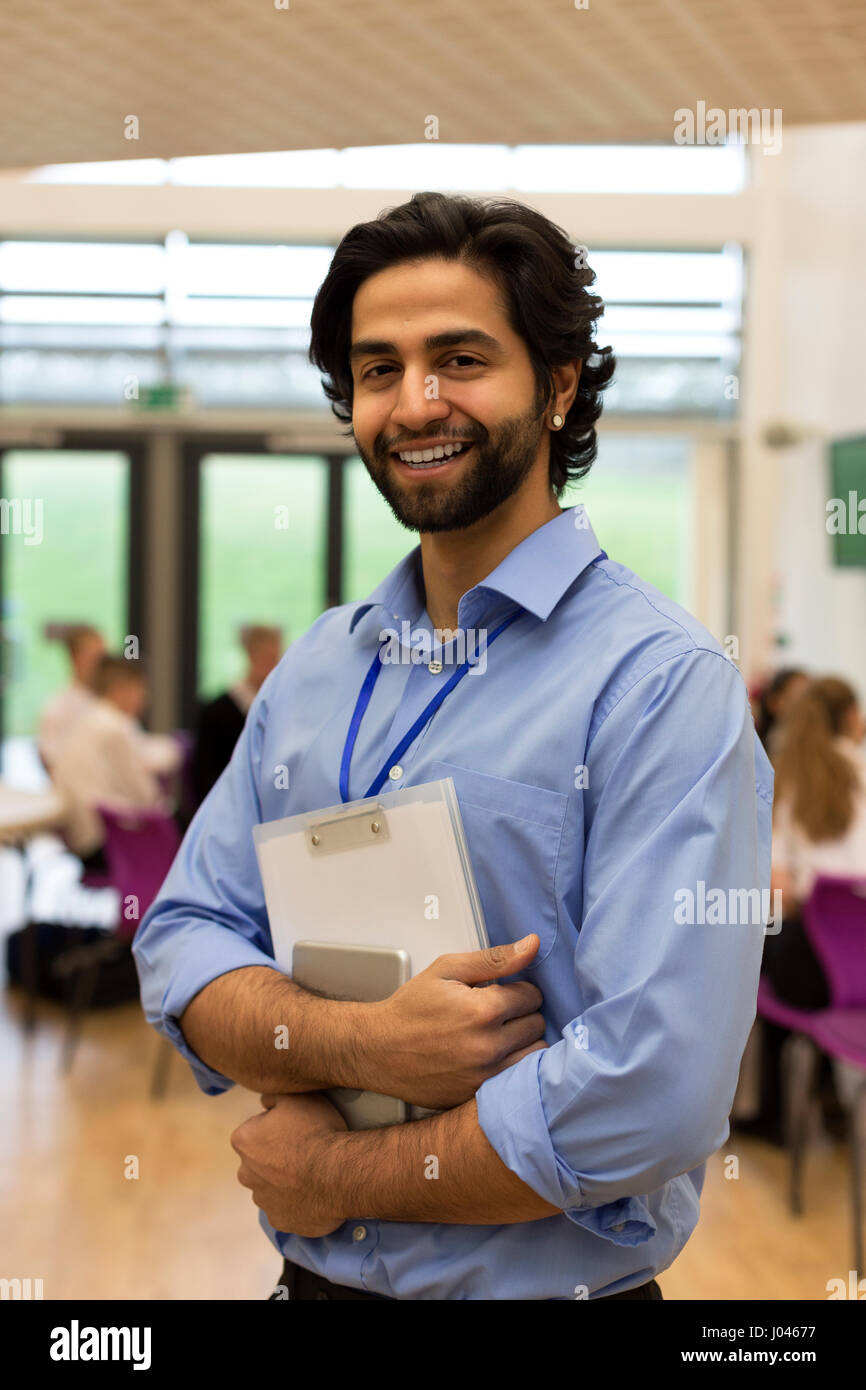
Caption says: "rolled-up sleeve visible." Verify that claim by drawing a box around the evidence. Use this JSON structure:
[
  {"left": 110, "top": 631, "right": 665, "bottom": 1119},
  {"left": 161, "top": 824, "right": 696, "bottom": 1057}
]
[
  {"left": 476, "top": 648, "right": 774, "bottom": 1243},
  {"left": 132, "top": 682, "right": 280, "bottom": 1095}
]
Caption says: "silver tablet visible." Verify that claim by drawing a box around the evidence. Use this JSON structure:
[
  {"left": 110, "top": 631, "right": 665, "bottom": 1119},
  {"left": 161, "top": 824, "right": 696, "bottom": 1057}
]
[{"left": 292, "top": 940, "right": 410, "bottom": 1129}]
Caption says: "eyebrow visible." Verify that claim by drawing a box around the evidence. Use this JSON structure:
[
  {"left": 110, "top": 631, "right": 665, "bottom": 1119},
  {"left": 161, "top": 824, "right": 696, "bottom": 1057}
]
[{"left": 349, "top": 328, "right": 505, "bottom": 362}]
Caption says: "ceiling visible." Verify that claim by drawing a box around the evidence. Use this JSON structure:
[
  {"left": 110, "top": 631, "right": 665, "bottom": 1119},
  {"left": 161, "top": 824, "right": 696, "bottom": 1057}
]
[{"left": 0, "top": 0, "right": 864, "bottom": 168}]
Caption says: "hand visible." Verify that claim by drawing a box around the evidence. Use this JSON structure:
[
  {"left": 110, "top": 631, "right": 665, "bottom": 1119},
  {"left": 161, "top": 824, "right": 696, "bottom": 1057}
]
[
  {"left": 366, "top": 935, "right": 547, "bottom": 1109},
  {"left": 231, "top": 1091, "right": 348, "bottom": 1238}
]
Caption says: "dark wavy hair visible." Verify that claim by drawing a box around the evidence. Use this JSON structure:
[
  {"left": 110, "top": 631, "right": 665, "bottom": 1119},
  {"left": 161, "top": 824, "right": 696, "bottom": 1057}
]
[{"left": 309, "top": 191, "right": 616, "bottom": 493}]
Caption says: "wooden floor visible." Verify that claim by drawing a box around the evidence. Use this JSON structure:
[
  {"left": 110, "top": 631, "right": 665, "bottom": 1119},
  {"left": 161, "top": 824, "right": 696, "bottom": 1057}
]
[{"left": 0, "top": 983, "right": 858, "bottom": 1301}]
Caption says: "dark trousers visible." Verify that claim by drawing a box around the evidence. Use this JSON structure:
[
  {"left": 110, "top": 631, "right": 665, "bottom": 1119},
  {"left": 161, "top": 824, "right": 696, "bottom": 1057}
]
[
  {"left": 269, "top": 1258, "right": 663, "bottom": 1301},
  {"left": 761, "top": 909, "right": 829, "bottom": 1011}
]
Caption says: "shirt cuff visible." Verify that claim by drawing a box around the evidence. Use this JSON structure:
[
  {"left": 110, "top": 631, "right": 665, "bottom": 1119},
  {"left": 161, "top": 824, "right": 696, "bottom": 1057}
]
[
  {"left": 159, "top": 1011, "right": 235, "bottom": 1096},
  {"left": 133, "top": 928, "right": 282, "bottom": 1096},
  {"left": 475, "top": 1050, "right": 657, "bottom": 1247}
]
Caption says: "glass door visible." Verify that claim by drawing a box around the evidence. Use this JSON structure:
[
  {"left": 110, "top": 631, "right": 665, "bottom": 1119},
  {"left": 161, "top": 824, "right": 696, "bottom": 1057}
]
[
  {"left": 191, "top": 451, "right": 330, "bottom": 711},
  {"left": 342, "top": 456, "right": 417, "bottom": 602},
  {"left": 0, "top": 447, "right": 136, "bottom": 778}
]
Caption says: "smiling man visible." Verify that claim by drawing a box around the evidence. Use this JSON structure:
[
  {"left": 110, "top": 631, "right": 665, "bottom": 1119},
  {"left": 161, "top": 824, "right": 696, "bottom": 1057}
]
[{"left": 134, "top": 191, "right": 772, "bottom": 1301}]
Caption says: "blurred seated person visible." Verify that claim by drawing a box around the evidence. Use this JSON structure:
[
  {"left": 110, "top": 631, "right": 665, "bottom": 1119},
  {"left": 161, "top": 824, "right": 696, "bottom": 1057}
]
[
  {"left": 737, "top": 676, "right": 865, "bottom": 1142},
  {"left": 191, "top": 625, "right": 283, "bottom": 805},
  {"left": 770, "top": 675, "right": 866, "bottom": 1000},
  {"left": 752, "top": 666, "right": 809, "bottom": 755},
  {"left": 51, "top": 654, "right": 181, "bottom": 873},
  {"left": 37, "top": 624, "right": 106, "bottom": 769}
]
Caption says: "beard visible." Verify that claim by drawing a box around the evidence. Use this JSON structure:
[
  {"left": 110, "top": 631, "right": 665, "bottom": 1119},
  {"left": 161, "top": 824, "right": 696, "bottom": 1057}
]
[{"left": 352, "top": 396, "right": 548, "bottom": 533}]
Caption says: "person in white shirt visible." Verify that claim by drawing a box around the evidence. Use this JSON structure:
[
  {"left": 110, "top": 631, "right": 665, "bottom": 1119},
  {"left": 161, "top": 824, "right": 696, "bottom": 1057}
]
[
  {"left": 51, "top": 654, "right": 182, "bottom": 866},
  {"left": 736, "top": 676, "right": 866, "bottom": 1143},
  {"left": 772, "top": 677, "right": 866, "bottom": 913},
  {"left": 37, "top": 624, "right": 106, "bottom": 769}
]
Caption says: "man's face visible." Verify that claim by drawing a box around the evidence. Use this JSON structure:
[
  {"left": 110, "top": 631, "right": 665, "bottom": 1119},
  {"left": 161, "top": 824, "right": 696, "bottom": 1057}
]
[
  {"left": 109, "top": 677, "right": 147, "bottom": 719},
  {"left": 74, "top": 633, "right": 106, "bottom": 686},
  {"left": 247, "top": 636, "right": 281, "bottom": 688},
  {"left": 349, "top": 257, "right": 549, "bottom": 532}
]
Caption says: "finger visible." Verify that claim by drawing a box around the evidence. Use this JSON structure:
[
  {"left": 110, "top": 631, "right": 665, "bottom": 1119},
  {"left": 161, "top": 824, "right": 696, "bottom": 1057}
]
[
  {"left": 433, "top": 936, "right": 540, "bottom": 985},
  {"left": 496, "top": 1012, "right": 547, "bottom": 1057},
  {"left": 478, "top": 980, "right": 544, "bottom": 1022},
  {"left": 488, "top": 1040, "right": 549, "bottom": 1076}
]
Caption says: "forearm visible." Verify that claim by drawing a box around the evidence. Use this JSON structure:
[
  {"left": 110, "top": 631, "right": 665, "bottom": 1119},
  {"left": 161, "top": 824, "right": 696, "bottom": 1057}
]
[
  {"left": 179, "top": 965, "right": 377, "bottom": 1093},
  {"left": 321, "top": 1098, "right": 559, "bottom": 1225}
]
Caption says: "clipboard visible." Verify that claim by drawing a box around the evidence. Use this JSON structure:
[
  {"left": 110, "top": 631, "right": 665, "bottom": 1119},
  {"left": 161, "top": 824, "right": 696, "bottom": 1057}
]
[{"left": 253, "top": 776, "right": 489, "bottom": 975}]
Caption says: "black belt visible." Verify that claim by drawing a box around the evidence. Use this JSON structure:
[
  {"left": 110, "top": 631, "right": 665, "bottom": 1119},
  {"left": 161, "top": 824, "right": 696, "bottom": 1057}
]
[{"left": 270, "top": 1258, "right": 663, "bottom": 1301}]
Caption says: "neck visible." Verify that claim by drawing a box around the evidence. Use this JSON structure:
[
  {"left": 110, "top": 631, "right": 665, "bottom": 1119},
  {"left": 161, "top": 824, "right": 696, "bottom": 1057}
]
[{"left": 419, "top": 484, "right": 561, "bottom": 633}]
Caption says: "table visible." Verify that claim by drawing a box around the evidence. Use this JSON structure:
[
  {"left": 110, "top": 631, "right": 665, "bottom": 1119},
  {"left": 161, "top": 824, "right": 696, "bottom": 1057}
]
[
  {"left": 0, "top": 781, "right": 66, "bottom": 844},
  {"left": 0, "top": 781, "right": 67, "bottom": 1027}
]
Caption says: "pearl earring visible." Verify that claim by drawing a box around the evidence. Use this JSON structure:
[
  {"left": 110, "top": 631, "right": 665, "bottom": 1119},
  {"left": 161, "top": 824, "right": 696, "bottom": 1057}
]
[{"left": 551, "top": 413, "right": 564, "bottom": 429}]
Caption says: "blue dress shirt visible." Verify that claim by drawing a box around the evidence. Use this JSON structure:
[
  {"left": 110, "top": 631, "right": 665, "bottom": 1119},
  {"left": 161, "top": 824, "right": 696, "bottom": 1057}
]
[{"left": 133, "top": 504, "right": 773, "bottom": 1300}]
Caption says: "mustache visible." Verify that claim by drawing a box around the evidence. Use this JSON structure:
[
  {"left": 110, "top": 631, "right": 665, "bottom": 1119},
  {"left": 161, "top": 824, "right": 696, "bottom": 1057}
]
[{"left": 376, "top": 427, "right": 487, "bottom": 453}]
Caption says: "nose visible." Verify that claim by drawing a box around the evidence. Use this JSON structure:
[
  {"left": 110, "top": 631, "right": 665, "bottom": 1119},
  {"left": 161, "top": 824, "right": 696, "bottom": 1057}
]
[{"left": 390, "top": 365, "right": 452, "bottom": 435}]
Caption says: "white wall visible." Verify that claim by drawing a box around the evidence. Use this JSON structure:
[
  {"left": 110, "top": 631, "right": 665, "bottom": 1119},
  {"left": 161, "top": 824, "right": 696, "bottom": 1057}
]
[
  {"left": 776, "top": 439, "right": 866, "bottom": 694},
  {"left": 769, "top": 125, "right": 866, "bottom": 695}
]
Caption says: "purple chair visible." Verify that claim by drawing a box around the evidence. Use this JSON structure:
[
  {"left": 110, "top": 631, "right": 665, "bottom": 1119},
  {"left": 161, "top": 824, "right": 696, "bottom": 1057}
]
[
  {"left": 98, "top": 803, "right": 182, "bottom": 940},
  {"left": 59, "top": 804, "right": 182, "bottom": 1081},
  {"left": 169, "top": 728, "right": 198, "bottom": 826},
  {"left": 756, "top": 874, "right": 866, "bottom": 1268},
  {"left": 55, "top": 826, "right": 113, "bottom": 890}
]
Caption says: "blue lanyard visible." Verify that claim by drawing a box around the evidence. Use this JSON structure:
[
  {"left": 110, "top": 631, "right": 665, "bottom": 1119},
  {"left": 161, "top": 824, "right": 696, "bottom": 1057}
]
[{"left": 339, "top": 609, "right": 525, "bottom": 803}]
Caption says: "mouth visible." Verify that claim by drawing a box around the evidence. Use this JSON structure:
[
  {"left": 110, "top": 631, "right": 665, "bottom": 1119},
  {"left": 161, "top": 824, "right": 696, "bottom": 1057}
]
[{"left": 390, "top": 439, "right": 475, "bottom": 475}]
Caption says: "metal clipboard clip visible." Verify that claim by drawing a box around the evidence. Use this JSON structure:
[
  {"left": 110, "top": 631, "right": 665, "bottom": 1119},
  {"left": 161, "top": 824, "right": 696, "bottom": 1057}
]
[{"left": 304, "top": 799, "right": 391, "bottom": 855}]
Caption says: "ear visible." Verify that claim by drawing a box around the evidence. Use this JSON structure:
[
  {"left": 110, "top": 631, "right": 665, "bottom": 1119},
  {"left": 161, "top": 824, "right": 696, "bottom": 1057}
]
[{"left": 549, "top": 360, "right": 582, "bottom": 421}]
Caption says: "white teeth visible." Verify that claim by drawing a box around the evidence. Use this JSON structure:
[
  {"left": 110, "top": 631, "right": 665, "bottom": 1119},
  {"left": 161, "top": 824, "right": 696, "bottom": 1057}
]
[{"left": 397, "top": 441, "right": 471, "bottom": 465}]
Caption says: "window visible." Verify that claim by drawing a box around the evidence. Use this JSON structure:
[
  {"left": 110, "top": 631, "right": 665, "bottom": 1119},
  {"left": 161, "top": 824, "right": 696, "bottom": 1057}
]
[
  {"left": 197, "top": 454, "right": 328, "bottom": 699},
  {"left": 561, "top": 434, "right": 693, "bottom": 604},
  {"left": 593, "top": 247, "right": 742, "bottom": 415},
  {"left": 0, "top": 236, "right": 329, "bottom": 409},
  {"left": 0, "top": 238, "right": 742, "bottom": 416},
  {"left": 343, "top": 458, "right": 416, "bottom": 602},
  {"left": 26, "top": 144, "right": 745, "bottom": 194},
  {"left": 0, "top": 450, "right": 129, "bottom": 737}
]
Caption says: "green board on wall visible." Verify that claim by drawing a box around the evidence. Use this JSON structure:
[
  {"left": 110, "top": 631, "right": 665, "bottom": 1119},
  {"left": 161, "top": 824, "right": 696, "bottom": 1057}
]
[{"left": 830, "top": 437, "right": 866, "bottom": 567}]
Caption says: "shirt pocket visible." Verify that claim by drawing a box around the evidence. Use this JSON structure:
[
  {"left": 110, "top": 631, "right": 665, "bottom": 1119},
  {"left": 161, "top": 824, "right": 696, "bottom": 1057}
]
[{"left": 429, "top": 759, "right": 568, "bottom": 967}]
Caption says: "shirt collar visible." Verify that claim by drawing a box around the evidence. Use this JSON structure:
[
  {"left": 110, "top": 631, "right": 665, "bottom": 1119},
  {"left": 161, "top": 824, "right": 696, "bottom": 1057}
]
[{"left": 349, "top": 504, "right": 602, "bottom": 638}]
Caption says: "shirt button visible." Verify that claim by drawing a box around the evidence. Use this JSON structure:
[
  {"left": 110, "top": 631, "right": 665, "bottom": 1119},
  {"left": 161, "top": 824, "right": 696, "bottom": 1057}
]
[
  {"left": 428, "top": 660, "right": 443, "bottom": 674},
  {"left": 352, "top": 1224, "right": 368, "bottom": 1242},
  {"left": 388, "top": 765, "right": 403, "bottom": 781}
]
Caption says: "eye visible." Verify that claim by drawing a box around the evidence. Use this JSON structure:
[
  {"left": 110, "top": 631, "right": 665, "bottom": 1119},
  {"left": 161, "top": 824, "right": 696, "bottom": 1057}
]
[
  {"left": 361, "top": 363, "right": 397, "bottom": 381},
  {"left": 445, "top": 354, "right": 483, "bottom": 368},
  {"left": 358, "top": 353, "right": 483, "bottom": 382}
]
